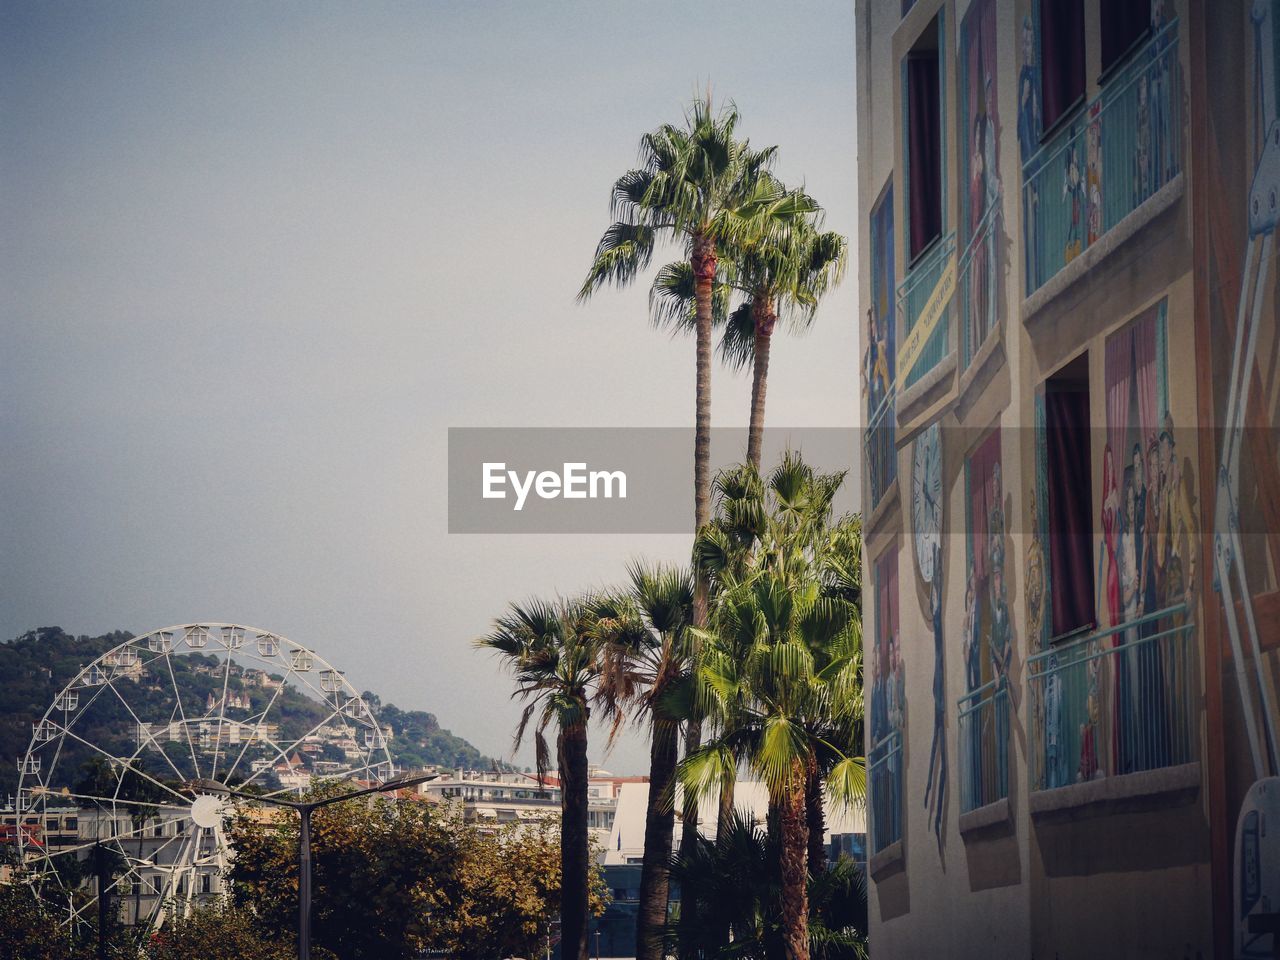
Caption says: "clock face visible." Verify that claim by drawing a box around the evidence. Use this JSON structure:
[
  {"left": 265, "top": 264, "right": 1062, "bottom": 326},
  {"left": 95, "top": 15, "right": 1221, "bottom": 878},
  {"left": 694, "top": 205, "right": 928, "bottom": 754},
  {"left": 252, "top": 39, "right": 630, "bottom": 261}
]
[{"left": 912, "top": 421, "right": 943, "bottom": 583}]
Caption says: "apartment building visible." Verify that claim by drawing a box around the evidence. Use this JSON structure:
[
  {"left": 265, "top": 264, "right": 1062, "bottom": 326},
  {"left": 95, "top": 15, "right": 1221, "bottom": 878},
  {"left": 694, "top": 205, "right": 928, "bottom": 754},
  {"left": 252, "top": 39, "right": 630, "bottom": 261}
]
[{"left": 855, "top": 0, "right": 1278, "bottom": 956}]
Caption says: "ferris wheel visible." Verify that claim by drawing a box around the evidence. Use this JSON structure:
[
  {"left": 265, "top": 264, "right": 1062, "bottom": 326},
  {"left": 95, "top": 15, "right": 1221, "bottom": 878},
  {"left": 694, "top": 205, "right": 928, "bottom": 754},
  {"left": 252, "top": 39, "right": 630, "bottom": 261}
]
[{"left": 14, "top": 622, "right": 395, "bottom": 936}]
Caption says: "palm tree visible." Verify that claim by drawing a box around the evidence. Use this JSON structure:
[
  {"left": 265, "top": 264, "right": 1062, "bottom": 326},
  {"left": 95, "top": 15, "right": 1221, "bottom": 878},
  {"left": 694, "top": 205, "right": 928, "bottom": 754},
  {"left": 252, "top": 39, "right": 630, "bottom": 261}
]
[
  {"left": 594, "top": 563, "right": 694, "bottom": 960},
  {"left": 719, "top": 223, "right": 848, "bottom": 470},
  {"left": 685, "top": 455, "right": 865, "bottom": 960},
  {"left": 477, "top": 597, "right": 601, "bottom": 960},
  {"left": 579, "top": 95, "right": 810, "bottom": 916}
]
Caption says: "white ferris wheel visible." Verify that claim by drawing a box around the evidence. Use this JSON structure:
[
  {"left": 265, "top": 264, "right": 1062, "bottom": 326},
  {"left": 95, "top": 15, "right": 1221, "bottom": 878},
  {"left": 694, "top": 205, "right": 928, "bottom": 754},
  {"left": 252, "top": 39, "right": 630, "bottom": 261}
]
[{"left": 13, "top": 622, "right": 395, "bottom": 936}]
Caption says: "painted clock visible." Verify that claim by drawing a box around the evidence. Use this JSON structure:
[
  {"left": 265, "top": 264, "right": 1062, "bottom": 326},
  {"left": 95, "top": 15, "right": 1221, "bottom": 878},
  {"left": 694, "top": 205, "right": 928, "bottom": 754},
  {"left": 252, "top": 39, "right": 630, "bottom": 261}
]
[{"left": 912, "top": 420, "right": 943, "bottom": 583}]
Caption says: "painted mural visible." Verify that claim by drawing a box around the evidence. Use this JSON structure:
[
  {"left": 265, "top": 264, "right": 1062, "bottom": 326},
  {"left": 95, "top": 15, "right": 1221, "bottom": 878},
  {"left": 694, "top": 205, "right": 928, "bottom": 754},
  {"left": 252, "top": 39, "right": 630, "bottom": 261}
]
[
  {"left": 961, "top": 429, "right": 1010, "bottom": 811},
  {"left": 865, "top": 182, "right": 898, "bottom": 509},
  {"left": 959, "top": 0, "right": 1002, "bottom": 364},
  {"left": 869, "top": 548, "right": 904, "bottom": 853}
]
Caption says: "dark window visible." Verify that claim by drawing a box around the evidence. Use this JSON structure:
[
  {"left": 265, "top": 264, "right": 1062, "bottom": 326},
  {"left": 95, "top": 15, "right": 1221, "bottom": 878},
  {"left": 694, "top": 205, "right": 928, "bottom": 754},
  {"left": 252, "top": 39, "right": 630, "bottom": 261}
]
[
  {"left": 1045, "top": 353, "right": 1096, "bottom": 639},
  {"left": 1039, "top": 0, "right": 1085, "bottom": 133},
  {"left": 907, "top": 19, "right": 943, "bottom": 261},
  {"left": 1100, "top": 0, "right": 1150, "bottom": 75}
]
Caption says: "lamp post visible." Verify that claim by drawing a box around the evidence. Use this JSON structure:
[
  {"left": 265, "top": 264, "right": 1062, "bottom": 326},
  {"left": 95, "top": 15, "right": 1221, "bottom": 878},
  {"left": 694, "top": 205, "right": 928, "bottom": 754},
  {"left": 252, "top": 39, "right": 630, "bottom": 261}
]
[{"left": 190, "top": 772, "right": 435, "bottom": 960}]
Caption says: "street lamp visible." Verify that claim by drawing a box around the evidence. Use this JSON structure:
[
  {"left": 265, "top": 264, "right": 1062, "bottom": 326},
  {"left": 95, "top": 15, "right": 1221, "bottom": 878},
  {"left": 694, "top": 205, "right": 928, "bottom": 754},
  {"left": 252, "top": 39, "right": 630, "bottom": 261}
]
[{"left": 189, "top": 773, "right": 436, "bottom": 960}]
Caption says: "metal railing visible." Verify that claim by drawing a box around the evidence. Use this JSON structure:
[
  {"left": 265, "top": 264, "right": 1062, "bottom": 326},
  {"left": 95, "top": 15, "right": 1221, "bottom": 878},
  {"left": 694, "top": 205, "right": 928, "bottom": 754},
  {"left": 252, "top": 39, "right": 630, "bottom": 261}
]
[
  {"left": 865, "top": 392, "right": 897, "bottom": 510},
  {"left": 1022, "top": 19, "right": 1181, "bottom": 294},
  {"left": 957, "top": 679, "right": 1010, "bottom": 813},
  {"left": 896, "top": 231, "right": 956, "bottom": 390},
  {"left": 868, "top": 729, "right": 902, "bottom": 853},
  {"left": 959, "top": 196, "right": 1003, "bottom": 370},
  {"left": 1027, "top": 603, "right": 1196, "bottom": 792}
]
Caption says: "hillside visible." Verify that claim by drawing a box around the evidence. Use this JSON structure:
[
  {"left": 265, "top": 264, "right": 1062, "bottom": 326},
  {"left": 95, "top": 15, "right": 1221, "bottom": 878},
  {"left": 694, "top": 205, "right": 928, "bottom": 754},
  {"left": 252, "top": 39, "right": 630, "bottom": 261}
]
[{"left": 0, "top": 627, "right": 493, "bottom": 796}]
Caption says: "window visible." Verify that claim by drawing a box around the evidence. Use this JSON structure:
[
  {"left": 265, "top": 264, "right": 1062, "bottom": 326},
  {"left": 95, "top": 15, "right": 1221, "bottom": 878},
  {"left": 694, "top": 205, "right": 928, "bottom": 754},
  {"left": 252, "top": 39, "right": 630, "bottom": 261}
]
[
  {"left": 1044, "top": 353, "right": 1095, "bottom": 640},
  {"left": 1039, "top": 0, "right": 1085, "bottom": 134},
  {"left": 906, "top": 17, "right": 943, "bottom": 262}
]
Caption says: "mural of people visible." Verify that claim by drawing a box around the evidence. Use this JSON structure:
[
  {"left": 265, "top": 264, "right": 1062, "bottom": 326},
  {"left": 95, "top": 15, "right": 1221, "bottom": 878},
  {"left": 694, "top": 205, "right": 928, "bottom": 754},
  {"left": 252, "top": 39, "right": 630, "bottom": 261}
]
[
  {"left": 990, "top": 550, "right": 1011, "bottom": 800},
  {"left": 1134, "top": 74, "right": 1152, "bottom": 206}
]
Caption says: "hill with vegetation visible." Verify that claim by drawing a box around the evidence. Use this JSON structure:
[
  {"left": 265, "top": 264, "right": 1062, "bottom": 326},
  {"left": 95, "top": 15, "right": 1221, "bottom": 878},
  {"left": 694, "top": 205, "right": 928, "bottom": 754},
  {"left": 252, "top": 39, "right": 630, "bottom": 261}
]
[{"left": 0, "top": 626, "right": 494, "bottom": 796}]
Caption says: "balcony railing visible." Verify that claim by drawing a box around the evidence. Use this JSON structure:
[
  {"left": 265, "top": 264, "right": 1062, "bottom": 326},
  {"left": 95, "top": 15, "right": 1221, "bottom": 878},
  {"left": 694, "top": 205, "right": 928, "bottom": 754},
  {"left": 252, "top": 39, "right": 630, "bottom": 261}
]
[
  {"left": 865, "top": 392, "right": 897, "bottom": 510},
  {"left": 957, "top": 679, "right": 1010, "bottom": 813},
  {"left": 1022, "top": 19, "right": 1181, "bottom": 295},
  {"left": 1027, "top": 603, "right": 1196, "bottom": 792},
  {"left": 896, "top": 231, "right": 956, "bottom": 391},
  {"left": 959, "top": 196, "right": 1003, "bottom": 370},
  {"left": 868, "top": 729, "right": 903, "bottom": 854}
]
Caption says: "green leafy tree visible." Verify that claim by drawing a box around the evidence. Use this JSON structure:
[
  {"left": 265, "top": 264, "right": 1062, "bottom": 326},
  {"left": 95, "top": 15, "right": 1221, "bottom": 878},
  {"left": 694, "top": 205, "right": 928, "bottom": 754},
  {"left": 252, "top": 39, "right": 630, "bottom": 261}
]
[
  {"left": 144, "top": 902, "right": 309, "bottom": 960},
  {"left": 667, "top": 812, "right": 867, "bottom": 960},
  {"left": 477, "top": 598, "right": 601, "bottom": 960},
  {"left": 593, "top": 564, "right": 695, "bottom": 960},
  {"left": 227, "top": 786, "right": 454, "bottom": 960},
  {"left": 684, "top": 454, "right": 865, "bottom": 960}
]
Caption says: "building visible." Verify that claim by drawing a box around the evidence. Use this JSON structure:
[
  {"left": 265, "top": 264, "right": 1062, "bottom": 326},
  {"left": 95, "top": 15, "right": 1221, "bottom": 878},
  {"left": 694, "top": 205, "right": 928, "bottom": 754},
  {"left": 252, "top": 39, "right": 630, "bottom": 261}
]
[{"left": 855, "top": 1, "right": 1279, "bottom": 956}]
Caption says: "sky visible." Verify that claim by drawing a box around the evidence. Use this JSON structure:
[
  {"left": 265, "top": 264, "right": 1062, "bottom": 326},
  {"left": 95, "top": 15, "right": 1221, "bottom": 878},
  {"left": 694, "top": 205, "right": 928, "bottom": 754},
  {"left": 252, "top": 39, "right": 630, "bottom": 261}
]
[{"left": 0, "top": 1, "right": 859, "bottom": 774}]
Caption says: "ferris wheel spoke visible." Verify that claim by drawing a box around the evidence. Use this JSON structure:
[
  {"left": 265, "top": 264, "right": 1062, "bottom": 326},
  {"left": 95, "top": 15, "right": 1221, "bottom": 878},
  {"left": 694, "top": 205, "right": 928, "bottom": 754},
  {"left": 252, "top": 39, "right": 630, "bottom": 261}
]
[
  {"left": 207, "top": 653, "right": 234, "bottom": 782},
  {"left": 56, "top": 726, "right": 191, "bottom": 806},
  {"left": 237, "top": 702, "right": 351, "bottom": 791},
  {"left": 221, "top": 657, "right": 302, "bottom": 784},
  {"left": 163, "top": 653, "right": 202, "bottom": 781},
  {"left": 102, "top": 677, "right": 191, "bottom": 786}
]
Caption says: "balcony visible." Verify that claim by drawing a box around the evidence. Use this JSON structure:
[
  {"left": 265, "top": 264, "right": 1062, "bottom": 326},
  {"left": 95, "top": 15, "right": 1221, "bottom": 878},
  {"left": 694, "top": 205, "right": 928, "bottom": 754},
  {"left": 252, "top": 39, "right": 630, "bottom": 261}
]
[
  {"left": 1026, "top": 604, "right": 1196, "bottom": 798},
  {"left": 865, "top": 393, "right": 897, "bottom": 513},
  {"left": 957, "top": 679, "right": 1009, "bottom": 815},
  {"left": 896, "top": 231, "right": 956, "bottom": 393},
  {"left": 1022, "top": 19, "right": 1181, "bottom": 297},
  {"left": 868, "top": 729, "right": 903, "bottom": 856}
]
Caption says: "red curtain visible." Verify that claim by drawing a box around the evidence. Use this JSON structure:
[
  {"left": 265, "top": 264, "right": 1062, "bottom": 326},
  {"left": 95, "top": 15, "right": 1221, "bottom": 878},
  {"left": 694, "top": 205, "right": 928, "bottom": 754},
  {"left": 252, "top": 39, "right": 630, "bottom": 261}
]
[
  {"left": 1101, "top": 0, "right": 1150, "bottom": 73},
  {"left": 1047, "top": 387, "right": 1096, "bottom": 637},
  {"left": 1040, "top": 0, "right": 1086, "bottom": 132},
  {"left": 908, "top": 51, "right": 942, "bottom": 261}
]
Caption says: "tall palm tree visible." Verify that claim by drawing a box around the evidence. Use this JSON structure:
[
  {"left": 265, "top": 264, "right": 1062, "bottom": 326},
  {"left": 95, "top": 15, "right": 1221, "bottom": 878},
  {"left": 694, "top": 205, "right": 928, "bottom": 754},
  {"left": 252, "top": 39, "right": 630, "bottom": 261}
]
[
  {"left": 686, "top": 455, "right": 865, "bottom": 960},
  {"left": 718, "top": 224, "right": 848, "bottom": 470},
  {"left": 579, "top": 95, "right": 810, "bottom": 908},
  {"left": 477, "top": 597, "right": 601, "bottom": 960},
  {"left": 594, "top": 563, "right": 694, "bottom": 960}
]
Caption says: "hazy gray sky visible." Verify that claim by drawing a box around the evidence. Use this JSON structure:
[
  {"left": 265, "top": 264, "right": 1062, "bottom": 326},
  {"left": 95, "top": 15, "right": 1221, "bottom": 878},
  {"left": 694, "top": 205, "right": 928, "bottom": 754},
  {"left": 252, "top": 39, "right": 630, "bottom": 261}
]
[{"left": 1, "top": 1, "right": 858, "bottom": 773}]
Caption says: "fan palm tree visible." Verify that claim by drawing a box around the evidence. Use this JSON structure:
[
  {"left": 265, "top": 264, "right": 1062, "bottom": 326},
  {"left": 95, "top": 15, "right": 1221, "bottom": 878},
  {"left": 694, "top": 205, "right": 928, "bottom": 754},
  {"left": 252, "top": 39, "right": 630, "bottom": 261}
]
[
  {"left": 718, "top": 224, "right": 848, "bottom": 470},
  {"left": 579, "top": 97, "right": 811, "bottom": 920},
  {"left": 476, "top": 597, "right": 601, "bottom": 960},
  {"left": 593, "top": 563, "right": 695, "bottom": 960},
  {"left": 686, "top": 455, "right": 865, "bottom": 960}
]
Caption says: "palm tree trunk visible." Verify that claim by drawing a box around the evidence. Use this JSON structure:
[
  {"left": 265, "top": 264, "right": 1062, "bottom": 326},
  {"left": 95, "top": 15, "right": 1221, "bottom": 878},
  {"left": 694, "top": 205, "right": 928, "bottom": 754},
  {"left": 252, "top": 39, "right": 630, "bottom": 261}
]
[
  {"left": 804, "top": 754, "right": 826, "bottom": 877},
  {"left": 778, "top": 764, "right": 811, "bottom": 960},
  {"left": 716, "top": 772, "right": 736, "bottom": 839},
  {"left": 746, "top": 296, "right": 776, "bottom": 471},
  {"left": 681, "top": 233, "right": 717, "bottom": 957},
  {"left": 559, "top": 716, "right": 591, "bottom": 960},
  {"left": 635, "top": 720, "right": 678, "bottom": 960}
]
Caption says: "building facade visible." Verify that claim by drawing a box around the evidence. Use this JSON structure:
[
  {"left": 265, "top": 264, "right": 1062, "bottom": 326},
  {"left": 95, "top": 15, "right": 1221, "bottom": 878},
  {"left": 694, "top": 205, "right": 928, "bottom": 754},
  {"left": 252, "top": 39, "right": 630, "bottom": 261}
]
[{"left": 856, "top": 0, "right": 1279, "bottom": 956}]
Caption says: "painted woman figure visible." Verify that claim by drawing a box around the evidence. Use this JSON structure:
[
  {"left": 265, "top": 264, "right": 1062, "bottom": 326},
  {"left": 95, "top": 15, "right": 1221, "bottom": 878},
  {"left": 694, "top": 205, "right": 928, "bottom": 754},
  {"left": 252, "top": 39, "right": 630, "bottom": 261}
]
[
  {"left": 1064, "top": 143, "right": 1086, "bottom": 262},
  {"left": 1018, "top": 15, "right": 1042, "bottom": 284},
  {"left": 1139, "top": 435, "right": 1171, "bottom": 769},
  {"left": 1118, "top": 466, "right": 1141, "bottom": 773},
  {"left": 969, "top": 112, "right": 990, "bottom": 341},
  {"left": 923, "top": 545, "right": 948, "bottom": 847},
  {"left": 1100, "top": 444, "right": 1123, "bottom": 775},
  {"left": 961, "top": 572, "right": 984, "bottom": 809},
  {"left": 989, "top": 561, "right": 1011, "bottom": 801}
]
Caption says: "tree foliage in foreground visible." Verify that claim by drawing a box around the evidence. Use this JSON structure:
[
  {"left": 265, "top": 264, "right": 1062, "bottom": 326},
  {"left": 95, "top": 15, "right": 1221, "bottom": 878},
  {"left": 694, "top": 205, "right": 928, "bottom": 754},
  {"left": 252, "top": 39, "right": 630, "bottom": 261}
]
[{"left": 227, "top": 785, "right": 605, "bottom": 960}]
